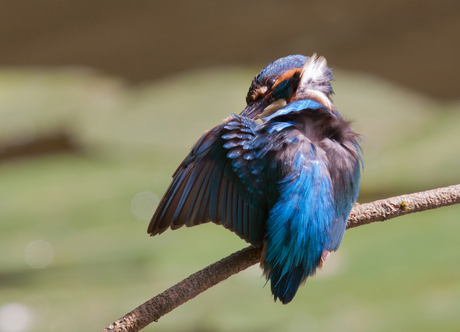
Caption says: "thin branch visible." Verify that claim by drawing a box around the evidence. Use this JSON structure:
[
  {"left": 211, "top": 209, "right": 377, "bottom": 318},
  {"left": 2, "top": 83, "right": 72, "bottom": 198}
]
[
  {"left": 347, "top": 184, "right": 460, "bottom": 228},
  {"left": 103, "top": 184, "right": 460, "bottom": 332}
]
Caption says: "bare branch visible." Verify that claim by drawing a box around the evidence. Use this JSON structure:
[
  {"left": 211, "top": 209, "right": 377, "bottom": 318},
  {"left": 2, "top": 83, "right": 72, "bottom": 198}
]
[
  {"left": 103, "top": 184, "right": 460, "bottom": 332},
  {"left": 103, "top": 246, "right": 263, "bottom": 332},
  {"left": 347, "top": 184, "right": 460, "bottom": 228}
]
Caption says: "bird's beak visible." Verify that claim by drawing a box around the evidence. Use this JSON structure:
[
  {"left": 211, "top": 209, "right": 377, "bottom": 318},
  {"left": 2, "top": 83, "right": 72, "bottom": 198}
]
[
  {"left": 257, "top": 99, "right": 287, "bottom": 120},
  {"left": 240, "top": 97, "right": 272, "bottom": 119}
]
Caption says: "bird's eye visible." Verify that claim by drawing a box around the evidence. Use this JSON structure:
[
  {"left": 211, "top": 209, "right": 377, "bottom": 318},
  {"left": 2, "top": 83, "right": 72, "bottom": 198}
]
[{"left": 266, "top": 77, "right": 276, "bottom": 88}]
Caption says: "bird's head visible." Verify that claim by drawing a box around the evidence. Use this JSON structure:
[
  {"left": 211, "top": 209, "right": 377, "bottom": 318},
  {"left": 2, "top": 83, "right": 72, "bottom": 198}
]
[{"left": 242, "top": 54, "right": 334, "bottom": 120}]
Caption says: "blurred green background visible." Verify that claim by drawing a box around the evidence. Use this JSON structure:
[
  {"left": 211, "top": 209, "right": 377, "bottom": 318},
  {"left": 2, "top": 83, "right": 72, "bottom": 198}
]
[{"left": 0, "top": 2, "right": 459, "bottom": 332}]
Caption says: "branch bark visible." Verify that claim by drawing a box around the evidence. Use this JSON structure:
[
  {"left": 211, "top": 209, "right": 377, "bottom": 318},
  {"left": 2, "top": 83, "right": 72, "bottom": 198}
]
[{"left": 103, "top": 184, "right": 460, "bottom": 332}]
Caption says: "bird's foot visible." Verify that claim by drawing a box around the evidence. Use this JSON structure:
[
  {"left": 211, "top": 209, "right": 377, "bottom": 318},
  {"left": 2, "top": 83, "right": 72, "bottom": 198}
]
[{"left": 318, "top": 250, "right": 331, "bottom": 269}]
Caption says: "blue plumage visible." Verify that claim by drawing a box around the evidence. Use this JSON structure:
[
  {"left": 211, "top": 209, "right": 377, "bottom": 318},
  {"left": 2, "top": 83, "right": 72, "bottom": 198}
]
[
  {"left": 148, "top": 54, "right": 362, "bottom": 304},
  {"left": 257, "top": 55, "right": 307, "bottom": 85}
]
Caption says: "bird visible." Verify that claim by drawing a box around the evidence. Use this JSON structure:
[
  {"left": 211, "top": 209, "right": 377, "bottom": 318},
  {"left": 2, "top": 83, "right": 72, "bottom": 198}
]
[{"left": 148, "top": 54, "right": 362, "bottom": 304}]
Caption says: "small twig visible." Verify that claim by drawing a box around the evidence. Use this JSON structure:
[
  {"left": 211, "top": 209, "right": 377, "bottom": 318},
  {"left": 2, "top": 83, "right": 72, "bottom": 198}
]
[{"left": 103, "top": 184, "right": 460, "bottom": 332}]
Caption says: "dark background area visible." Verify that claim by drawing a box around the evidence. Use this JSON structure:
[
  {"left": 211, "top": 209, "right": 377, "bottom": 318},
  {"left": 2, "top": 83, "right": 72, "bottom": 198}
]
[{"left": 1, "top": 0, "right": 459, "bottom": 99}]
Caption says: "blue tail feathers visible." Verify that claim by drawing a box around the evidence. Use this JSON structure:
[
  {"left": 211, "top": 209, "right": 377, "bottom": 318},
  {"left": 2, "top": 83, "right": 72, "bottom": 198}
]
[
  {"left": 268, "top": 265, "right": 308, "bottom": 304},
  {"left": 262, "top": 148, "right": 333, "bottom": 303}
]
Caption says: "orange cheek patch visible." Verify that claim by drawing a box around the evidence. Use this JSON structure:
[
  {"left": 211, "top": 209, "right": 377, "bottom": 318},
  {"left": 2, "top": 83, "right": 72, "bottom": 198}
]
[{"left": 273, "top": 69, "right": 301, "bottom": 89}]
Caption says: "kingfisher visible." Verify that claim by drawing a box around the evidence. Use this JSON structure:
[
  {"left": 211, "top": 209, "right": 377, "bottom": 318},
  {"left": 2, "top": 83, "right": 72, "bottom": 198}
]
[{"left": 148, "top": 54, "right": 362, "bottom": 304}]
